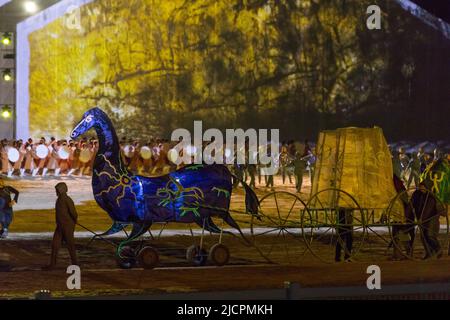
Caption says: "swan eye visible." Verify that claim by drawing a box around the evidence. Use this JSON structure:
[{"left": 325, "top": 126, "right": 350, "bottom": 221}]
[{"left": 85, "top": 115, "right": 93, "bottom": 123}]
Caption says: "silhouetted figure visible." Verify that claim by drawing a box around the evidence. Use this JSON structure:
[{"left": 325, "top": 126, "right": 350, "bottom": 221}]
[
  {"left": 292, "top": 152, "right": 307, "bottom": 193},
  {"left": 247, "top": 164, "right": 257, "bottom": 189},
  {"left": 46, "top": 182, "right": 78, "bottom": 269},
  {"left": 391, "top": 174, "right": 415, "bottom": 260},
  {"left": 335, "top": 208, "right": 354, "bottom": 262},
  {"left": 407, "top": 153, "right": 421, "bottom": 189},
  {"left": 412, "top": 182, "right": 444, "bottom": 259}
]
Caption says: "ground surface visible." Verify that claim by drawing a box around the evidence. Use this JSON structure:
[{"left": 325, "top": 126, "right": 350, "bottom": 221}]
[{"left": 0, "top": 175, "right": 449, "bottom": 299}]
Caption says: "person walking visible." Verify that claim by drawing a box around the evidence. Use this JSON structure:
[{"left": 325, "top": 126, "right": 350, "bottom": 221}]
[
  {"left": 293, "top": 152, "right": 307, "bottom": 193},
  {"left": 46, "top": 182, "right": 78, "bottom": 269},
  {"left": 390, "top": 174, "right": 415, "bottom": 260},
  {"left": 0, "top": 140, "right": 10, "bottom": 176},
  {"left": 0, "top": 178, "right": 19, "bottom": 238},
  {"left": 247, "top": 163, "right": 257, "bottom": 189},
  {"left": 417, "top": 147, "right": 427, "bottom": 173},
  {"left": 411, "top": 182, "right": 445, "bottom": 259},
  {"left": 280, "top": 143, "right": 293, "bottom": 185},
  {"left": 335, "top": 208, "right": 354, "bottom": 262},
  {"left": 399, "top": 148, "right": 410, "bottom": 183},
  {"left": 407, "top": 153, "right": 422, "bottom": 189},
  {"left": 392, "top": 150, "right": 403, "bottom": 180}
]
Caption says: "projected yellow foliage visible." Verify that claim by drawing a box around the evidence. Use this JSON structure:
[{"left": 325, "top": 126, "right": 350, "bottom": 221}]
[{"left": 28, "top": 0, "right": 383, "bottom": 139}]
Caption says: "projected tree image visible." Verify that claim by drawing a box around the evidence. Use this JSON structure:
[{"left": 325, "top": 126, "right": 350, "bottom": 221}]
[{"left": 27, "top": 0, "right": 450, "bottom": 140}]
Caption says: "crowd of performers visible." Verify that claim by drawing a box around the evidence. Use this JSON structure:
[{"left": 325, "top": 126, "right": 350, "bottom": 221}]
[
  {"left": 0, "top": 136, "right": 448, "bottom": 198},
  {"left": 391, "top": 147, "right": 447, "bottom": 189},
  {"left": 0, "top": 136, "right": 177, "bottom": 177},
  {"left": 0, "top": 137, "right": 316, "bottom": 192},
  {"left": 0, "top": 137, "right": 99, "bottom": 177},
  {"left": 1, "top": 136, "right": 448, "bottom": 192}
]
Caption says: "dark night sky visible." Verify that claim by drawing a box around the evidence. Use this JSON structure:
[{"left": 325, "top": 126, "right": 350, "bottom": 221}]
[{"left": 411, "top": 0, "right": 450, "bottom": 23}]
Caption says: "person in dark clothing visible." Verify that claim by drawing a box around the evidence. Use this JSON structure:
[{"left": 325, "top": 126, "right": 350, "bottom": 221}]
[
  {"left": 411, "top": 182, "right": 445, "bottom": 259},
  {"left": 260, "top": 146, "right": 274, "bottom": 190},
  {"left": 407, "top": 153, "right": 422, "bottom": 189},
  {"left": 280, "top": 143, "right": 293, "bottom": 185},
  {"left": 265, "top": 170, "right": 274, "bottom": 190},
  {"left": 247, "top": 163, "right": 257, "bottom": 189},
  {"left": 232, "top": 164, "right": 245, "bottom": 189},
  {"left": 46, "top": 182, "right": 78, "bottom": 269},
  {"left": 335, "top": 208, "right": 354, "bottom": 262},
  {"left": 292, "top": 152, "right": 307, "bottom": 193},
  {"left": 0, "top": 178, "right": 19, "bottom": 238},
  {"left": 390, "top": 174, "right": 416, "bottom": 260}
]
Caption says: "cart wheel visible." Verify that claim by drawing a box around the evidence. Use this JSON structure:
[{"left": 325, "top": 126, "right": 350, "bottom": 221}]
[
  {"left": 116, "top": 246, "right": 136, "bottom": 269},
  {"left": 209, "top": 243, "right": 230, "bottom": 266},
  {"left": 302, "top": 188, "right": 366, "bottom": 263},
  {"left": 386, "top": 189, "right": 449, "bottom": 261},
  {"left": 186, "top": 245, "right": 208, "bottom": 266},
  {"left": 251, "top": 191, "right": 307, "bottom": 264},
  {"left": 138, "top": 246, "right": 159, "bottom": 269}
]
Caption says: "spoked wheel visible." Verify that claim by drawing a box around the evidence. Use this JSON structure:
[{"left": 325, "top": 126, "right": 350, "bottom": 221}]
[
  {"left": 138, "top": 246, "right": 159, "bottom": 269},
  {"left": 209, "top": 243, "right": 230, "bottom": 266},
  {"left": 386, "top": 189, "right": 449, "bottom": 261},
  {"left": 251, "top": 191, "right": 307, "bottom": 264},
  {"left": 302, "top": 188, "right": 366, "bottom": 263},
  {"left": 186, "top": 245, "right": 208, "bottom": 266},
  {"left": 116, "top": 246, "right": 137, "bottom": 269}
]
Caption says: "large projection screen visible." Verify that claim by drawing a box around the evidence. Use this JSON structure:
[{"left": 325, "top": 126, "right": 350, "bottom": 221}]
[{"left": 16, "top": 0, "right": 94, "bottom": 139}]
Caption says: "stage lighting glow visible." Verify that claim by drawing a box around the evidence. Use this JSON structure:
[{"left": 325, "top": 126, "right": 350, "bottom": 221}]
[
  {"left": 1, "top": 33, "right": 11, "bottom": 46},
  {"left": 2, "top": 69, "right": 12, "bottom": 82},
  {"left": 1, "top": 106, "right": 12, "bottom": 119},
  {"left": 24, "top": 1, "right": 38, "bottom": 14}
]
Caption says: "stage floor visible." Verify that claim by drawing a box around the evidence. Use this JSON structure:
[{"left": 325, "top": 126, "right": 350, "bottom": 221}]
[
  {"left": 0, "top": 235, "right": 449, "bottom": 299},
  {"left": 0, "top": 176, "right": 449, "bottom": 299}
]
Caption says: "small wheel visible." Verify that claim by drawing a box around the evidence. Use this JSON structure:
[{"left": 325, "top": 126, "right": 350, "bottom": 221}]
[
  {"left": 186, "top": 245, "right": 208, "bottom": 266},
  {"left": 209, "top": 243, "right": 230, "bottom": 266},
  {"left": 138, "top": 246, "right": 159, "bottom": 269},
  {"left": 116, "top": 246, "right": 136, "bottom": 269}
]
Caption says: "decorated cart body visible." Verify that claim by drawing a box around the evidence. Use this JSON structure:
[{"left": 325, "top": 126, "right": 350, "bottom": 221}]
[{"left": 311, "top": 127, "right": 400, "bottom": 220}]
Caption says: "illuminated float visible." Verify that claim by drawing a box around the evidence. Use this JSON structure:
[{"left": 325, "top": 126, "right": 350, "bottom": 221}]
[{"left": 71, "top": 107, "right": 259, "bottom": 268}]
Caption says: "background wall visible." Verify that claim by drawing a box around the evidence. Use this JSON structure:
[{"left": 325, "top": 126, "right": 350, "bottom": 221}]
[{"left": 16, "top": 0, "right": 450, "bottom": 142}]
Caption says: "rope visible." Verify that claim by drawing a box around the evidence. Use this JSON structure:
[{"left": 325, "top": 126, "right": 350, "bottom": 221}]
[{"left": 76, "top": 222, "right": 118, "bottom": 248}]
